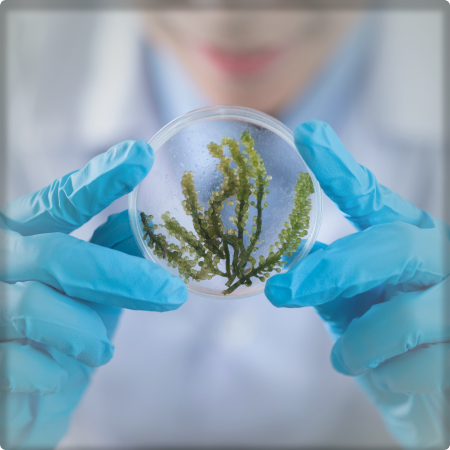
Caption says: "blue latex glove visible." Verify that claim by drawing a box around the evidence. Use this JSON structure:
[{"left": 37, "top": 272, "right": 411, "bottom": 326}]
[
  {"left": 265, "top": 121, "right": 450, "bottom": 449},
  {"left": 0, "top": 141, "right": 187, "bottom": 450}
]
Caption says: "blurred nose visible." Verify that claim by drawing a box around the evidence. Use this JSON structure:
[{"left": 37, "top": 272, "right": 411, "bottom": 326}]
[{"left": 201, "top": 11, "right": 266, "bottom": 51}]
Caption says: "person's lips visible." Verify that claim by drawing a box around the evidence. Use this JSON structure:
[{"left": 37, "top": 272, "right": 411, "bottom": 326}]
[{"left": 197, "top": 45, "right": 284, "bottom": 75}]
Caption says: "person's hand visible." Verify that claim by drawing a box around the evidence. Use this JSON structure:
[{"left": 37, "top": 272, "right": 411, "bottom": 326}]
[
  {"left": 0, "top": 141, "right": 187, "bottom": 449},
  {"left": 265, "top": 121, "right": 450, "bottom": 449}
]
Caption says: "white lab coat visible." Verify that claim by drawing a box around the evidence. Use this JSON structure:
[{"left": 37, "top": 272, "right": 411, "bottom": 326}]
[{"left": 5, "top": 8, "right": 444, "bottom": 448}]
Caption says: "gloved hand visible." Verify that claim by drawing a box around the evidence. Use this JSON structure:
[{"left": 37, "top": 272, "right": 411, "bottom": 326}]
[
  {"left": 0, "top": 141, "right": 188, "bottom": 450},
  {"left": 265, "top": 121, "right": 450, "bottom": 449}
]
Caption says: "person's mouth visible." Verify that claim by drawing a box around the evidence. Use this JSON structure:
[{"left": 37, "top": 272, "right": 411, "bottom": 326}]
[{"left": 196, "top": 45, "right": 284, "bottom": 75}]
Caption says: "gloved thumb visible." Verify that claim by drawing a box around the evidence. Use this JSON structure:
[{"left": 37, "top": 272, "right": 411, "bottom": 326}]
[{"left": 294, "top": 121, "right": 427, "bottom": 231}]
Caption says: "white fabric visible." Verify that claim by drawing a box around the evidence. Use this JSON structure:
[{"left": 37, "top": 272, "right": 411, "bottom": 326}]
[{"left": 5, "top": 8, "right": 444, "bottom": 448}]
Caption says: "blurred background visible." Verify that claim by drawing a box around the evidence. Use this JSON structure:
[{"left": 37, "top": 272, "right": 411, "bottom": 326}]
[{"left": 3, "top": 0, "right": 447, "bottom": 448}]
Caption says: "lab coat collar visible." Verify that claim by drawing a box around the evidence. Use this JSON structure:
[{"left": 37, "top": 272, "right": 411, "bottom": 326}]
[
  {"left": 361, "top": 12, "right": 443, "bottom": 147},
  {"left": 76, "top": 12, "right": 159, "bottom": 150}
]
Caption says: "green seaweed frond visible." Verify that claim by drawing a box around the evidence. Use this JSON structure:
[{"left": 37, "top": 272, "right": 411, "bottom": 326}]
[{"left": 141, "top": 131, "right": 314, "bottom": 295}]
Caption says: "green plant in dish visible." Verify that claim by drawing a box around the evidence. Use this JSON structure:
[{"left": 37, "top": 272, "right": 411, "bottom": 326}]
[{"left": 141, "top": 131, "right": 314, "bottom": 295}]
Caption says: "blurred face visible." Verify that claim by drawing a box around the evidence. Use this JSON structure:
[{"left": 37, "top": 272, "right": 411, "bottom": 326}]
[{"left": 141, "top": 8, "right": 361, "bottom": 115}]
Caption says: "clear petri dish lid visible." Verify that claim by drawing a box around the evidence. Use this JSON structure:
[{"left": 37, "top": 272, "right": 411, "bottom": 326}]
[{"left": 128, "top": 105, "right": 322, "bottom": 299}]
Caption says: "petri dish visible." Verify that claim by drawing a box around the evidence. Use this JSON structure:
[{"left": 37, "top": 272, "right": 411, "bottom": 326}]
[{"left": 128, "top": 105, "right": 322, "bottom": 299}]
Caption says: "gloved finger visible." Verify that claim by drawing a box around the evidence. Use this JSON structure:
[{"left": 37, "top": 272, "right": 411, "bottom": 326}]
[
  {"left": 265, "top": 221, "right": 449, "bottom": 308},
  {"left": 0, "top": 340, "right": 68, "bottom": 395},
  {"left": 90, "top": 210, "right": 142, "bottom": 257},
  {"left": 330, "top": 278, "right": 449, "bottom": 376},
  {"left": 0, "top": 140, "right": 153, "bottom": 236},
  {"left": 87, "top": 211, "right": 141, "bottom": 339},
  {"left": 0, "top": 281, "right": 114, "bottom": 367},
  {"left": 301, "top": 242, "right": 381, "bottom": 340},
  {"left": 314, "top": 285, "right": 387, "bottom": 340},
  {"left": 3, "top": 228, "right": 187, "bottom": 311},
  {"left": 85, "top": 302, "right": 121, "bottom": 341},
  {"left": 294, "top": 121, "right": 432, "bottom": 231},
  {"left": 369, "top": 342, "right": 450, "bottom": 394}
]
